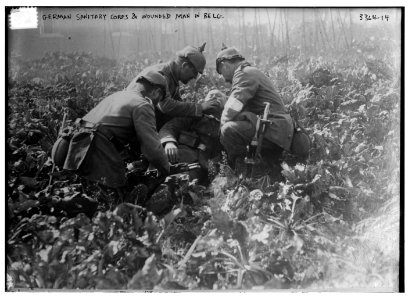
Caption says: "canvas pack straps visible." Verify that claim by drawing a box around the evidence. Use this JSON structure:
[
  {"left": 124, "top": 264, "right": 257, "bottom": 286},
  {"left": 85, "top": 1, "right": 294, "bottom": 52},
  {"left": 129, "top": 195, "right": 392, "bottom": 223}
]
[{"left": 75, "top": 118, "right": 126, "bottom": 153}]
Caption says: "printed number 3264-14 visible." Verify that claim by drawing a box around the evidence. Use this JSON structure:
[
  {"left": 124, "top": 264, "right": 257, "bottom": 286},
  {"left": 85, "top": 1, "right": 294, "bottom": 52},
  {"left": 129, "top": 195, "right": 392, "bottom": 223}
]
[{"left": 360, "top": 14, "right": 389, "bottom": 21}]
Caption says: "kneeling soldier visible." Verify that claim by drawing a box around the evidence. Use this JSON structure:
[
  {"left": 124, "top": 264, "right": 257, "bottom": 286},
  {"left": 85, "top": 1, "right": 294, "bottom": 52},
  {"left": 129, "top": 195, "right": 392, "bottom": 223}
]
[
  {"left": 127, "top": 43, "right": 219, "bottom": 130},
  {"left": 53, "top": 70, "right": 170, "bottom": 197},
  {"left": 215, "top": 46, "right": 295, "bottom": 176}
]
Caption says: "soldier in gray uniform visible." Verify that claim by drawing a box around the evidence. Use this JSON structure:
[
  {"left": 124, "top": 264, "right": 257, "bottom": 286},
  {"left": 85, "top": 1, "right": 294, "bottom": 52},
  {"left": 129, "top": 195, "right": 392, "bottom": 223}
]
[
  {"left": 54, "top": 70, "right": 170, "bottom": 191},
  {"left": 215, "top": 46, "right": 295, "bottom": 173},
  {"left": 127, "top": 43, "right": 217, "bottom": 130}
]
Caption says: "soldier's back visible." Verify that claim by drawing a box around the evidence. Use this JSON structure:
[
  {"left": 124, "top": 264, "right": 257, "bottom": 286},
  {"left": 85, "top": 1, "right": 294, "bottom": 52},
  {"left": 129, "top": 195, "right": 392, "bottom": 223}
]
[{"left": 236, "top": 64, "right": 286, "bottom": 114}]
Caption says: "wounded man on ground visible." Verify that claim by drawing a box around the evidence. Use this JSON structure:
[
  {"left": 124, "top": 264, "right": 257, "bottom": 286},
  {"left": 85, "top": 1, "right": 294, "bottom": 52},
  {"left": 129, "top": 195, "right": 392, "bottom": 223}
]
[{"left": 159, "top": 90, "right": 227, "bottom": 186}]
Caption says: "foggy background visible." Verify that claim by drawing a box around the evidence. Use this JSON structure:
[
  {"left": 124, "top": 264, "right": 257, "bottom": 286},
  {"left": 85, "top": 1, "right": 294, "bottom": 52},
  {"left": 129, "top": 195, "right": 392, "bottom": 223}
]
[{"left": 9, "top": 7, "right": 401, "bottom": 66}]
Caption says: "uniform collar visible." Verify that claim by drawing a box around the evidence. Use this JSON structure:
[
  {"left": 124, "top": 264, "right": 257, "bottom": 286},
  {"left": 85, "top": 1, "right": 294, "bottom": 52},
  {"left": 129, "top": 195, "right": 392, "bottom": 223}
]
[
  {"left": 144, "top": 97, "right": 153, "bottom": 106},
  {"left": 234, "top": 61, "right": 251, "bottom": 74}
]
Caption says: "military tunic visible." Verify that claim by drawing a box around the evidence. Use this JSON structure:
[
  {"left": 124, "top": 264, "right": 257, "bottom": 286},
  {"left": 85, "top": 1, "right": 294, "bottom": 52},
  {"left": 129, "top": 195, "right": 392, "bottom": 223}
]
[
  {"left": 64, "top": 90, "right": 170, "bottom": 188},
  {"left": 127, "top": 61, "right": 203, "bottom": 129},
  {"left": 220, "top": 61, "right": 294, "bottom": 161}
]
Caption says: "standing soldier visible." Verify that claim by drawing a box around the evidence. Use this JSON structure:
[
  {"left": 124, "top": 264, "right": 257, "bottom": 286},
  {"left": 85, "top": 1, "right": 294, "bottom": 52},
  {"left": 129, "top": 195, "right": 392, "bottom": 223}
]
[
  {"left": 215, "top": 46, "right": 295, "bottom": 174},
  {"left": 52, "top": 70, "right": 170, "bottom": 197},
  {"left": 159, "top": 90, "right": 227, "bottom": 185},
  {"left": 127, "top": 43, "right": 217, "bottom": 130}
]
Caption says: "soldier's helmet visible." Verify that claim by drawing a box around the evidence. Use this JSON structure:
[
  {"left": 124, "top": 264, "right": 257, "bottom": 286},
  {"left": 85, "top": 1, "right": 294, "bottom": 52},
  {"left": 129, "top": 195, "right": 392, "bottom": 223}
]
[
  {"left": 216, "top": 46, "right": 245, "bottom": 74},
  {"left": 177, "top": 42, "right": 207, "bottom": 74},
  {"left": 137, "top": 69, "right": 168, "bottom": 95}
]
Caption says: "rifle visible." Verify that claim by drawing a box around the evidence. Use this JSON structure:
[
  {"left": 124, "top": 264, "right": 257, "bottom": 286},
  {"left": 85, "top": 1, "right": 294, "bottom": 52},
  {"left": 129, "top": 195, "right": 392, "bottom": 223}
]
[
  {"left": 126, "top": 161, "right": 201, "bottom": 203},
  {"left": 245, "top": 102, "right": 272, "bottom": 177},
  {"left": 127, "top": 162, "right": 201, "bottom": 178}
]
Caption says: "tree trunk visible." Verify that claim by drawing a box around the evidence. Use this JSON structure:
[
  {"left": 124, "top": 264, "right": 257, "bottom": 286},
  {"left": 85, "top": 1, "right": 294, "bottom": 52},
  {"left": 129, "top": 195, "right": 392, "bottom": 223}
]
[
  {"left": 312, "top": 10, "right": 319, "bottom": 53},
  {"left": 266, "top": 9, "right": 277, "bottom": 60},
  {"left": 348, "top": 9, "right": 353, "bottom": 46},
  {"left": 329, "top": 9, "right": 336, "bottom": 49},
  {"left": 181, "top": 19, "right": 187, "bottom": 45},
  {"left": 149, "top": 21, "right": 156, "bottom": 53},
  {"left": 109, "top": 21, "right": 115, "bottom": 59},
  {"left": 208, "top": 22, "right": 215, "bottom": 54},
  {"left": 337, "top": 10, "right": 350, "bottom": 49},
  {"left": 257, "top": 10, "right": 264, "bottom": 54},
  {"left": 316, "top": 11, "right": 327, "bottom": 51},
  {"left": 103, "top": 18, "right": 106, "bottom": 57},
  {"left": 225, "top": 13, "right": 231, "bottom": 46},
  {"left": 302, "top": 9, "right": 307, "bottom": 57},
  {"left": 319, "top": 11, "right": 331, "bottom": 50},
  {"left": 284, "top": 9, "right": 290, "bottom": 54},
  {"left": 159, "top": 22, "right": 163, "bottom": 56},
  {"left": 242, "top": 9, "right": 248, "bottom": 51},
  {"left": 279, "top": 10, "right": 285, "bottom": 54},
  {"left": 254, "top": 8, "right": 260, "bottom": 51}
]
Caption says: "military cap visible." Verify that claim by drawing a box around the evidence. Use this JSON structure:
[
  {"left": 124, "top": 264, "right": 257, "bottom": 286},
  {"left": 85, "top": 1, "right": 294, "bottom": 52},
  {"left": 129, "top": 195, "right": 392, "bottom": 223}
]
[
  {"left": 176, "top": 43, "right": 207, "bottom": 74},
  {"left": 216, "top": 45, "right": 245, "bottom": 74},
  {"left": 137, "top": 69, "right": 168, "bottom": 94}
]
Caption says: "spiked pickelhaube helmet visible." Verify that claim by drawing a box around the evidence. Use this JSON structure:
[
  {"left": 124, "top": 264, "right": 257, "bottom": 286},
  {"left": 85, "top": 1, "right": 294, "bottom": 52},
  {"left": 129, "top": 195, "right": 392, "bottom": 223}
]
[
  {"left": 176, "top": 42, "right": 207, "bottom": 74},
  {"left": 216, "top": 44, "right": 245, "bottom": 74}
]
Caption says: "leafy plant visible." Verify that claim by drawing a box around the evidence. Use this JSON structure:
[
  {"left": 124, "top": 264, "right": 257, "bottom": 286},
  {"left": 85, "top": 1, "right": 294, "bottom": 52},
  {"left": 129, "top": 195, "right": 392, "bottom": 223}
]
[{"left": 7, "top": 48, "right": 400, "bottom": 291}]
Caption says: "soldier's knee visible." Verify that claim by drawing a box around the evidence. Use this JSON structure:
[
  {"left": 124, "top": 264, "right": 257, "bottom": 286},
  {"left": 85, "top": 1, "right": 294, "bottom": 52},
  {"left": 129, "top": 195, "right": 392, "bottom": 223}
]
[
  {"left": 220, "top": 121, "right": 237, "bottom": 137},
  {"left": 220, "top": 121, "right": 237, "bottom": 145}
]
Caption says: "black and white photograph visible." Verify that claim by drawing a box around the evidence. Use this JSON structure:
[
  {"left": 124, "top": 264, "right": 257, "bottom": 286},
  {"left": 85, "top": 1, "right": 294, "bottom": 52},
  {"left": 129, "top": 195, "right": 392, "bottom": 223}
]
[{"left": 4, "top": 3, "right": 404, "bottom": 292}]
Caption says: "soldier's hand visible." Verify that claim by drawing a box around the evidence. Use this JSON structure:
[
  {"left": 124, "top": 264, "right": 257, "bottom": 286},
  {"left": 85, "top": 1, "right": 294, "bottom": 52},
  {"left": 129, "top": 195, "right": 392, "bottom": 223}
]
[
  {"left": 164, "top": 142, "right": 179, "bottom": 163},
  {"left": 201, "top": 100, "right": 221, "bottom": 115}
]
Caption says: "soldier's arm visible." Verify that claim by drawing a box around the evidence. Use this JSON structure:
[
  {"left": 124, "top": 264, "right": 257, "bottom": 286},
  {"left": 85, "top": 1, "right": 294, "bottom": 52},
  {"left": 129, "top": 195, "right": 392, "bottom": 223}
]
[
  {"left": 159, "top": 117, "right": 195, "bottom": 144},
  {"left": 171, "top": 87, "right": 182, "bottom": 101},
  {"left": 157, "top": 95, "right": 203, "bottom": 117},
  {"left": 133, "top": 103, "right": 170, "bottom": 174},
  {"left": 221, "top": 71, "right": 258, "bottom": 124}
]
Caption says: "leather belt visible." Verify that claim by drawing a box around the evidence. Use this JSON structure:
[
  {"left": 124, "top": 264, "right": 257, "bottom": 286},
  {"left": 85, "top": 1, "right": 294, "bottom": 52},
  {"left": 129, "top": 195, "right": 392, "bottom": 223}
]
[
  {"left": 75, "top": 118, "right": 125, "bottom": 153},
  {"left": 76, "top": 118, "right": 98, "bottom": 129}
]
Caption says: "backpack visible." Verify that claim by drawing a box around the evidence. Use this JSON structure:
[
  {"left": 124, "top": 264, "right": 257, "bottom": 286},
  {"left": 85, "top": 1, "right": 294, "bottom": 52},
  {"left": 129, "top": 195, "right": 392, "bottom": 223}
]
[{"left": 290, "top": 118, "right": 311, "bottom": 158}]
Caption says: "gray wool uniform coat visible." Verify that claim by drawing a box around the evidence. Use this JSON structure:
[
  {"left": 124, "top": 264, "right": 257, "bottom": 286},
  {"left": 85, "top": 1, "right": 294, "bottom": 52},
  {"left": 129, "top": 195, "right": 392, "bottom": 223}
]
[
  {"left": 64, "top": 90, "right": 170, "bottom": 188},
  {"left": 127, "top": 61, "right": 203, "bottom": 130}
]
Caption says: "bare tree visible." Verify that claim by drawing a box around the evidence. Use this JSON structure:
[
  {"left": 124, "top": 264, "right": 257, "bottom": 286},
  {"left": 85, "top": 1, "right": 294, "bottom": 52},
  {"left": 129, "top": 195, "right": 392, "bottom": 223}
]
[
  {"left": 329, "top": 9, "right": 337, "bottom": 50},
  {"left": 279, "top": 10, "right": 285, "bottom": 54},
  {"left": 284, "top": 9, "right": 290, "bottom": 53},
  {"left": 302, "top": 10, "right": 307, "bottom": 56},
  {"left": 348, "top": 9, "right": 354, "bottom": 45},
  {"left": 319, "top": 11, "right": 332, "bottom": 50},
  {"left": 266, "top": 8, "right": 277, "bottom": 60},
  {"left": 337, "top": 10, "right": 350, "bottom": 49},
  {"left": 241, "top": 9, "right": 248, "bottom": 51},
  {"left": 253, "top": 8, "right": 260, "bottom": 50}
]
